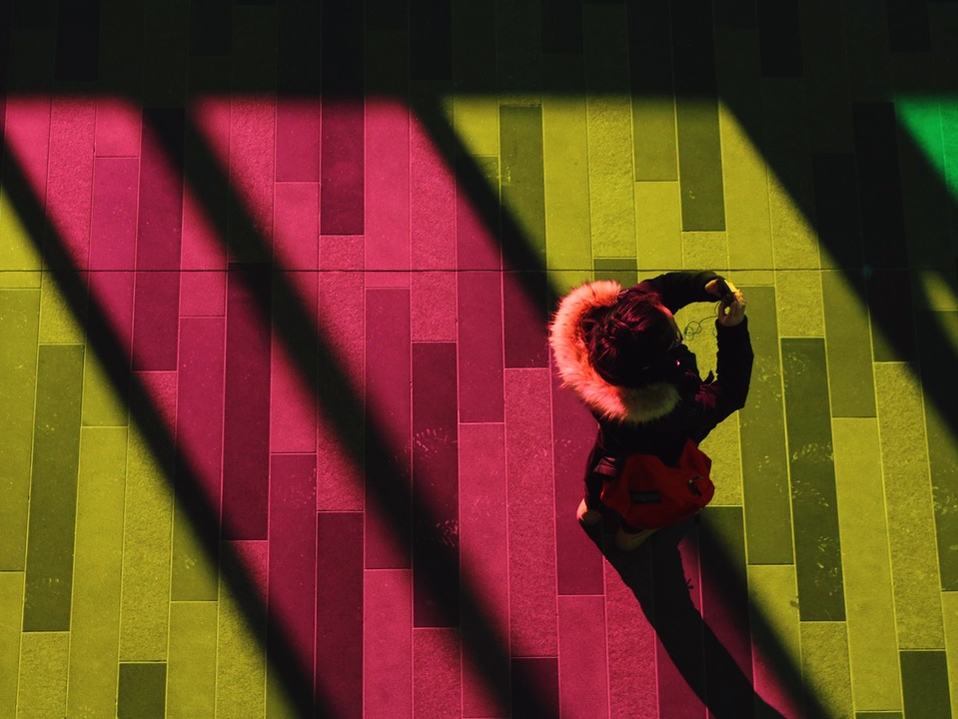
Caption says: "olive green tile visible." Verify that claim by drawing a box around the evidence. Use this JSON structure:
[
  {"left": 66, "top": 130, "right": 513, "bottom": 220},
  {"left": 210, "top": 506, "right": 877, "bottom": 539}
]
[
  {"left": 874, "top": 362, "right": 944, "bottom": 648},
  {"left": 681, "top": 231, "right": 728, "bottom": 273},
  {"left": 943, "top": 592, "right": 958, "bottom": 718},
  {"left": 738, "top": 286, "right": 793, "bottom": 564},
  {"left": 0, "top": 573, "right": 23, "bottom": 716},
  {"left": 67, "top": 427, "right": 127, "bottom": 718},
  {"left": 700, "top": 410, "right": 743, "bottom": 506},
  {"left": 832, "top": 419, "right": 902, "bottom": 711},
  {"left": 913, "top": 271, "right": 958, "bottom": 313},
  {"left": 171, "top": 502, "right": 218, "bottom": 601},
  {"left": 0, "top": 290, "right": 39, "bottom": 570},
  {"left": 634, "top": 182, "right": 682, "bottom": 273},
  {"left": 17, "top": 633, "right": 69, "bottom": 718},
  {"left": 747, "top": 565, "right": 802, "bottom": 705},
  {"left": 548, "top": 270, "right": 594, "bottom": 299},
  {"left": 915, "top": 310, "right": 958, "bottom": 590},
  {"left": 856, "top": 713, "right": 902, "bottom": 719},
  {"left": 543, "top": 95, "right": 591, "bottom": 277},
  {"left": 23, "top": 344, "right": 83, "bottom": 631},
  {"left": 822, "top": 271, "right": 876, "bottom": 418},
  {"left": 455, "top": 95, "right": 499, "bottom": 159},
  {"left": 718, "top": 102, "right": 773, "bottom": 273},
  {"left": 0, "top": 188, "right": 42, "bottom": 288},
  {"left": 593, "top": 258, "right": 636, "bottom": 291},
  {"left": 800, "top": 622, "right": 852, "bottom": 718},
  {"left": 782, "top": 338, "right": 845, "bottom": 621},
  {"left": 168, "top": 602, "right": 217, "bottom": 719},
  {"left": 900, "top": 651, "right": 953, "bottom": 719},
  {"left": 676, "top": 97, "right": 726, "bottom": 232},
  {"left": 141, "top": 0, "right": 189, "bottom": 107},
  {"left": 500, "top": 105, "right": 546, "bottom": 264},
  {"left": 216, "top": 548, "right": 267, "bottom": 719},
  {"left": 38, "top": 272, "right": 84, "bottom": 344},
  {"left": 118, "top": 662, "right": 167, "bottom": 719},
  {"left": 775, "top": 270, "right": 825, "bottom": 338},
  {"left": 586, "top": 92, "right": 636, "bottom": 257},
  {"left": 119, "top": 425, "right": 173, "bottom": 660},
  {"left": 81, "top": 348, "right": 129, "bottom": 426},
  {"left": 632, "top": 96, "right": 677, "bottom": 181}
]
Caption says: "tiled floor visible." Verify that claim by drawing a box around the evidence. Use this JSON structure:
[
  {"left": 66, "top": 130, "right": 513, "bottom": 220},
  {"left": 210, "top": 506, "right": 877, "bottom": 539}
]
[{"left": 1, "top": 0, "right": 957, "bottom": 717}]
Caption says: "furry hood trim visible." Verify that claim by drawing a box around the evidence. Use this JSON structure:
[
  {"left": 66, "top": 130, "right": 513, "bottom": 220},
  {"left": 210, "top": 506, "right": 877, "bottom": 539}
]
[{"left": 549, "top": 280, "right": 680, "bottom": 424}]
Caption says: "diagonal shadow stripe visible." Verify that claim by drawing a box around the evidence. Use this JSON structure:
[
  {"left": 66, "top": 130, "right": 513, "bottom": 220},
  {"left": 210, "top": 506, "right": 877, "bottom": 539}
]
[
  {"left": 143, "top": 109, "right": 555, "bottom": 716},
  {"left": 0, "top": 141, "right": 332, "bottom": 719}
]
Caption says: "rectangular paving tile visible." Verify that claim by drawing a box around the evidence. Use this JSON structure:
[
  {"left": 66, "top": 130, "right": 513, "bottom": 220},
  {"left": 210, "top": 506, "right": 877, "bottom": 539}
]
[
  {"left": 457, "top": 155, "right": 501, "bottom": 271},
  {"left": 366, "top": 98, "right": 410, "bottom": 285},
  {"left": 0, "top": 185, "right": 42, "bottom": 289},
  {"left": 0, "top": 290, "right": 39, "bottom": 570},
  {"left": 54, "top": 0, "right": 99, "bottom": 82},
  {"left": 822, "top": 270, "right": 875, "bottom": 418},
  {"left": 593, "top": 257, "right": 637, "bottom": 289},
  {"left": 853, "top": 102, "right": 909, "bottom": 270},
  {"left": 226, "top": 95, "right": 275, "bottom": 264},
  {"left": 267, "top": 454, "right": 317, "bottom": 717},
  {"left": 552, "top": 368, "right": 604, "bottom": 596},
  {"left": 23, "top": 344, "right": 83, "bottom": 631},
  {"left": 944, "top": 591, "right": 958, "bottom": 718},
  {"left": 738, "top": 286, "right": 794, "bottom": 564},
  {"left": 0, "top": 572, "right": 23, "bottom": 716},
  {"left": 782, "top": 338, "right": 846, "bottom": 621},
  {"left": 511, "top": 658, "right": 559, "bottom": 719},
  {"left": 412, "top": 343, "right": 459, "bottom": 628},
  {"left": 167, "top": 602, "right": 217, "bottom": 719},
  {"left": 800, "top": 622, "right": 852, "bottom": 718},
  {"left": 541, "top": 0, "right": 581, "bottom": 54},
  {"left": 457, "top": 271, "right": 504, "bottom": 423},
  {"left": 500, "top": 105, "right": 546, "bottom": 267},
  {"left": 188, "top": 0, "right": 230, "bottom": 57},
  {"left": 141, "top": 0, "right": 188, "bottom": 106},
  {"left": 364, "top": 569, "right": 413, "bottom": 719},
  {"left": 874, "top": 362, "right": 944, "bottom": 648},
  {"left": 628, "top": 0, "right": 676, "bottom": 181},
  {"left": 867, "top": 270, "right": 917, "bottom": 362},
  {"left": 409, "top": 0, "right": 451, "bottom": 81},
  {"left": 503, "top": 272, "right": 550, "bottom": 368},
  {"left": 364, "top": 288, "right": 411, "bottom": 568},
  {"left": 495, "top": 0, "right": 541, "bottom": 93},
  {"left": 316, "top": 512, "right": 363, "bottom": 719},
  {"left": 634, "top": 182, "right": 683, "bottom": 273},
  {"left": 321, "top": 101, "right": 364, "bottom": 236},
  {"left": 410, "top": 113, "right": 456, "bottom": 272},
  {"left": 832, "top": 418, "right": 902, "bottom": 711},
  {"left": 459, "top": 423, "right": 510, "bottom": 718},
  {"left": 222, "top": 264, "right": 272, "bottom": 540},
  {"left": 801, "top": 1, "right": 853, "bottom": 152},
  {"left": 506, "top": 369, "right": 558, "bottom": 657},
  {"left": 901, "top": 650, "right": 953, "bottom": 719},
  {"left": 133, "top": 108, "right": 183, "bottom": 371},
  {"left": 747, "top": 565, "right": 803, "bottom": 719},
  {"left": 16, "top": 632, "right": 69, "bottom": 719},
  {"left": 275, "top": 100, "right": 321, "bottom": 182},
  {"left": 542, "top": 94, "right": 591, "bottom": 279},
  {"left": 68, "top": 427, "right": 126, "bottom": 718},
  {"left": 47, "top": 97, "right": 95, "bottom": 272},
  {"left": 756, "top": 0, "right": 802, "bottom": 78},
  {"left": 558, "top": 596, "right": 610, "bottom": 719},
  {"left": 413, "top": 627, "right": 460, "bottom": 719},
  {"left": 452, "top": 0, "right": 497, "bottom": 88},
  {"left": 916, "top": 310, "right": 958, "bottom": 590},
  {"left": 118, "top": 662, "right": 167, "bottom": 719}
]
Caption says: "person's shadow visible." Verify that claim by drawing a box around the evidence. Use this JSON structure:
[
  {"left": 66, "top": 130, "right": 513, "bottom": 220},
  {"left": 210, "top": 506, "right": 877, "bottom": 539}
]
[{"left": 582, "top": 513, "right": 787, "bottom": 719}]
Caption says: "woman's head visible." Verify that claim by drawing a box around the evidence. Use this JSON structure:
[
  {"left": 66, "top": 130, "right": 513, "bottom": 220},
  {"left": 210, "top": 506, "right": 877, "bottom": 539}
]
[{"left": 586, "top": 288, "right": 681, "bottom": 388}]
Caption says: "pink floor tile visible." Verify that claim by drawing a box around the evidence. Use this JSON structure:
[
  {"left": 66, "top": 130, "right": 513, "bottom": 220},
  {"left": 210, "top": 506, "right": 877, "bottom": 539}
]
[
  {"left": 365, "top": 98, "right": 410, "bottom": 286},
  {"left": 4, "top": 96, "right": 52, "bottom": 204},
  {"left": 457, "top": 271, "right": 504, "bottom": 423},
  {"left": 558, "top": 595, "right": 611, "bottom": 719},
  {"left": 273, "top": 182, "right": 319, "bottom": 272},
  {"left": 90, "top": 158, "right": 138, "bottom": 271},
  {"left": 180, "top": 159, "right": 228, "bottom": 316},
  {"left": 410, "top": 271, "right": 456, "bottom": 342},
  {"left": 48, "top": 96, "right": 95, "bottom": 271},
  {"left": 94, "top": 96, "right": 141, "bottom": 158},
  {"left": 222, "top": 264, "right": 271, "bottom": 540},
  {"left": 316, "top": 512, "right": 364, "bottom": 719},
  {"left": 364, "top": 569, "right": 413, "bottom": 719},
  {"left": 503, "top": 272, "right": 549, "bottom": 368},
  {"left": 459, "top": 423, "right": 510, "bottom": 719},
  {"left": 270, "top": 327, "right": 317, "bottom": 454},
  {"left": 512, "top": 657, "right": 560, "bottom": 719},
  {"left": 409, "top": 111, "right": 455, "bottom": 271},
  {"left": 176, "top": 317, "right": 225, "bottom": 518},
  {"left": 268, "top": 454, "right": 318, "bottom": 678},
  {"left": 505, "top": 368, "right": 558, "bottom": 657},
  {"left": 364, "top": 288, "right": 411, "bottom": 569},
  {"left": 321, "top": 100, "right": 364, "bottom": 236},
  {"left": 411, "top": 342, "right": 459, "bottom": 628},
  {"left": 552, "top": 359, "right": 605, "bottom": 596},
  {"left": 456, "top": 164, "right": 501, "bottom": 271},
  {"left": 276, "top": 99, "right": 321, "bottom": 182},
  {"left": 229, "top": 96, "right": 275, "bottom": 253},
  {"left": 413, "top": 627, "right": 461, "bottom": 719}
]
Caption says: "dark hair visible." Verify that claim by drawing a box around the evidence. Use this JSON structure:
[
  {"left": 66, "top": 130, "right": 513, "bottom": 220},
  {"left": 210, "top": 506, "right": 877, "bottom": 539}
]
[{"left": 586, "top": 288, "right": 678, "bottom": 388}]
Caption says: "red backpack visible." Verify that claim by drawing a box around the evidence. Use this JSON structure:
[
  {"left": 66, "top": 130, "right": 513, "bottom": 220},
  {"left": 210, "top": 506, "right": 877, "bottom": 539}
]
[{"left": 599, "top": 438, "right": 714, "bottom": 529}]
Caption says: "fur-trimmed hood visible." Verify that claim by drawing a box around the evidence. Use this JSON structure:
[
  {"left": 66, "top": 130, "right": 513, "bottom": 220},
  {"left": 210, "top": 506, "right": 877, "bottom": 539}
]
[{"left": 549, "top": 280, "right": 680, "bottom": 424}]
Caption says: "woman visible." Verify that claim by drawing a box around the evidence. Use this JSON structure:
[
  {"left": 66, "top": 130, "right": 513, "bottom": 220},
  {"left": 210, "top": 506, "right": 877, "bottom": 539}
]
[{"left": 549, "top": 270, "right": 753, "bottom": 550}]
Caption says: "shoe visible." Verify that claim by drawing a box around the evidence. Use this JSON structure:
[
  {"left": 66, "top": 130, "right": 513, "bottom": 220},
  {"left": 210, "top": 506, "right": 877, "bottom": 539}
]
[
  {"left": 615, "top": 526, "right": 656, "bottom": 551},
  {"left": 577, "top": 498, "right": 602, "bottom": 526}
]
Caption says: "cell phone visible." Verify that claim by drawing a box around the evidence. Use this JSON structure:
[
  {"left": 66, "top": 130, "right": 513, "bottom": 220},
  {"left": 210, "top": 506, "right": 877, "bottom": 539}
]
[{"left": 715, "top": 278, "right": 734, "bottom": 305}]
